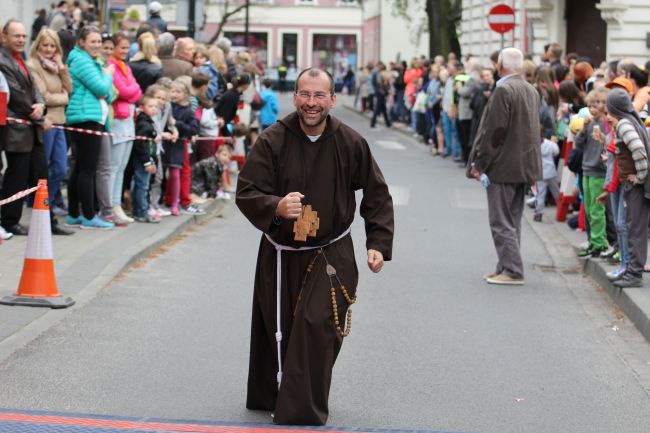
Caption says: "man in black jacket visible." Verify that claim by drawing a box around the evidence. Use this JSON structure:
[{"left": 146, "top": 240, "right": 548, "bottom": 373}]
[{"left": 0, "top": 20, "right": 72, "bottom": 236}]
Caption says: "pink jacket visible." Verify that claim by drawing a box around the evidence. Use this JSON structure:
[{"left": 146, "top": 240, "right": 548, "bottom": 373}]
[{"left": 108, "top": 58, "right": 142, "bottom": 119}]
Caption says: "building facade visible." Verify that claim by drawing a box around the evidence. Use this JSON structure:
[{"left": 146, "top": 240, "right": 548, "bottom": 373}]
[{"left": 460, "top": 0, "right": 650, "bottom": 67}]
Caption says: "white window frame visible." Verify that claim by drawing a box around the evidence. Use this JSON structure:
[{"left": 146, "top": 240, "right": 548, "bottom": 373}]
[{"left": 296, "top": 0, "right": 317, "bottom": 6}]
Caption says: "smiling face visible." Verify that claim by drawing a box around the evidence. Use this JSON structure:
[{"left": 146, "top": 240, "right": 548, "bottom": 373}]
[
  {"left": 38, "top": 35, "right": 57, "bottom": 60},
  {"left": 4, "top": 22, "right": 27, "bottom": 55},
  {"left": 293, "top": 70, "right": 336, "bottom": 136},
  {"left": 80, "top": 31, "right": 102, "bottom": 59},
  {"left": 100, "top": 39, "right": 114, "bottom": 61},
  {"left": 114, "top": 38, "right": 130, "bottom": 61}
]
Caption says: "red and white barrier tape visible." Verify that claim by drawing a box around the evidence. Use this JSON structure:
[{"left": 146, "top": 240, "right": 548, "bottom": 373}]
[
  {"left": 0, "top": 186, "right": 39, "bottom": 206},
  {"left": 6, "top": 117, "right": 233, "bottom": 143}
]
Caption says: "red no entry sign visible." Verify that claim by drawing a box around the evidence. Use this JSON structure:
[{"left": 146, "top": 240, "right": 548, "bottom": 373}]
[{"left": 488, "top": 4, "right": 515, "bottom": 34}]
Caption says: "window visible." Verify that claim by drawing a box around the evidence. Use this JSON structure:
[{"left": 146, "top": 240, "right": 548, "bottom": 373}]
[
  {"left": 282, "top": 33, "right": 298, "bottom": 66},
  {"left": 296, "top": 0, "right": 316, "bottom": 5},
  {"left": 336, "top": 0, "right": 357, "bottom": 5}
]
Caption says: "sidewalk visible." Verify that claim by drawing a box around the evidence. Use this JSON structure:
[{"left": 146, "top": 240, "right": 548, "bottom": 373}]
[
  {"left": 0, "top": 198, "right": 230, "bottom": 363},
  {"left": 343, "top": 101, "right": 650, "bottom": 345}
]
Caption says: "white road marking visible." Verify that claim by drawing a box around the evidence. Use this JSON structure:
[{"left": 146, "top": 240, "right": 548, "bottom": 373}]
[
  {"left": 388, "top": 185, "right": 410, "bottom": 206},
  {"left": 376, "top": 140, "right": 407, "bottom": 150}
]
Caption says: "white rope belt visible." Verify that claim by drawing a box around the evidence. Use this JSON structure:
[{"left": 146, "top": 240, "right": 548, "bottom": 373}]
[{"left": 264, "top": 227, "right": 351, "bottom": 388}]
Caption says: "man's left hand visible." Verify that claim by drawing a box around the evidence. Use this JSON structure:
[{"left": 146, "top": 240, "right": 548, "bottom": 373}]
[
  {"left": 29, "top": 103, "right": 45, "bottom": 121},
  {"left": 470, "top": 167, "right": 480, "bottom": 180},
  {"left": 367, "top": 249, "right": 384, "bottom": 273}
]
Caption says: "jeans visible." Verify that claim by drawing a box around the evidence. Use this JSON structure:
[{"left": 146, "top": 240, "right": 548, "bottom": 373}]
[
  {"left": 441, "top": 111, "right": 460, "bottom": 157},
  {"left": 610, "top": 187, "right": 628, "bottom": 267},
  {"left": 370, "top": 93, "right": 391, "bottom": 128},
  {"left": 43, "top": 127, "right": 68, "bottom": 206},
  {"left": 109, "top": 139, "right": 133, "bottom": 206},
  {"left": 132, "top": 163, "right": 151, "bottom": 218}
]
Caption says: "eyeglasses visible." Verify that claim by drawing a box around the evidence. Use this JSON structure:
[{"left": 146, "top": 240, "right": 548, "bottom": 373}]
[{"left": 296, "top": 92, "right": 331, "bottom": 101}]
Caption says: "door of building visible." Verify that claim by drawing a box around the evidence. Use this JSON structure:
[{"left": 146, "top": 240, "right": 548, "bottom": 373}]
[{"left": 565, "top": 0, "right": 607, "bottom": 64}]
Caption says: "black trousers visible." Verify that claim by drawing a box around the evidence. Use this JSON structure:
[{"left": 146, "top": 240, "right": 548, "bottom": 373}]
[
  {"left": 458, "top": 119, "right": 473, "bottom": 163},
  {"left": 370, "top": 93, "right": 391, "bottom": 128},
  {"left": 1, "top": 140, "right": 47, "bottom": 228},
  {"left": 68, "top": 122, "right": 103, "bottom": 219}
]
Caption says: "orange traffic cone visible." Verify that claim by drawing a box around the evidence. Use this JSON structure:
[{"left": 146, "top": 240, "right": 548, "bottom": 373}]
[{"left": 0, "top": 179, "right": 74, "bottom": 309}]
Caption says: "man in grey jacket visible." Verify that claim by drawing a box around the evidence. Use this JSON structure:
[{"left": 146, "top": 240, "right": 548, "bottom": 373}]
[{"left": 467, "top": 47, "right": 542, "bottom": 285}]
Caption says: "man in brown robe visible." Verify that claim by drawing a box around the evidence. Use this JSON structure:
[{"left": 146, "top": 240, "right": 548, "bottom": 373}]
[{"left": 236, "top": 68, "right": 394, "bottom": 426}]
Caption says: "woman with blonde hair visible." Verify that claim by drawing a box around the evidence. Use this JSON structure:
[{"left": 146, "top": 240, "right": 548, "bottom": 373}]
[
  {"left": 207, "top": 45, "right": 227, "bottom": 74},
  {"left": 26, "top": 28, "right": 74, "bottom": 235},
  {"left": 129, "top": 31, "right": 162, "bottom": 92}
]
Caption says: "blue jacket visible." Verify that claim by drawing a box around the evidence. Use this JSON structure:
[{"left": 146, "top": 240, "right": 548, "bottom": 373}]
[
  {"left": 259, "top": 88, "right": 279, "bottom": 127},
  {"left": 198, "top": 62, "right": 224, "bottom": 102},
  {"left": 66, "top": 46, "right": 113, "bottom": 125}
]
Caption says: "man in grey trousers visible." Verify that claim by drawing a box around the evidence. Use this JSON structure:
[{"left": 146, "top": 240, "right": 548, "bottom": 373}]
[{"left": 467, "top": 47, "right": 542, "bottom": 285}]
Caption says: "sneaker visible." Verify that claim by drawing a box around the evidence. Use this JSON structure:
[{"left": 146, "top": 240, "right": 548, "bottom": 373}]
[
  {"left": 65, "top": 215, "right": 83, "bottom": 227},
  {"left": 526, "top": 196, "right": 536, "bottom": 209},
  {"left": 483, "top": 272, "right": 498, "bottom": 281},
  {"left": 146, "top": 209, "right": 162, "bottom": 223},
  {"left": 533, "top": 213, "right": 542, "bottom": 222},
  {"left": 606, "top": 267, "right": 627, "bottom": 281},
  {"left": 613, "top": 273, "right": 643, "bottom": 288},
  {"left": 52, "top": 205, "right": 68, "bottom": 216},
  {"left": 171, "top": 206, "right": 180, "bottom": 216},
  {"left": 0, "top": 226, "right": 13, "bottom": 241},
  {"left": 181, "top": 204, "right": 205, "bottom": 215},
  {"left": 157, "top": 207, "right": 172, "bottom": 217},
  {"left": 578, "top": 246, "right": 593, "bottom": 258},
  {"left": 600, "top": 247, "right": 618, "bottom": 259},
  {"left": 80, "top": 215, "right": 115, "bottom": 230},
  {"left": 590, "top": 247, "right": 607, "bottom": 258},
  {"left": 134, "top": 214, "right": 161, "bottom": 223},
  {"left": 216, "top": 190, "right": 231, "bottom": 200},
  {"left": 486, "top": 273, "right": 525, "bottom": 285},
  {"left": 114, "top": 205, "right": 134, "bottom": 224}
]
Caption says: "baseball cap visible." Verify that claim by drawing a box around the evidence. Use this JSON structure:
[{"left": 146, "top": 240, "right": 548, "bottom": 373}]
[
  {"left": 605, "top": 77, "right": 634, "bottom": 95},
  {"left": 148, "top": 1, "right": 162, "bottom": 13}
]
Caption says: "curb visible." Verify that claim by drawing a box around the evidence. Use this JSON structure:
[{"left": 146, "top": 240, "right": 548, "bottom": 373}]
[
  {"left": 579, "top": 252, "right": 650, "bottom": 343},
  {"left": 0, "top": 199, "right": 230, "bottom": 364}
]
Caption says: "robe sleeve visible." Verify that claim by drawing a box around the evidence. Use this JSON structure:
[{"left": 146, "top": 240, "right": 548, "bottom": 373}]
[
  {"left": 353, "top": 138, "right": 394, "bottom": 261},
  {"left": 235, "top": 136, "right": 282, "bottom": 233}
]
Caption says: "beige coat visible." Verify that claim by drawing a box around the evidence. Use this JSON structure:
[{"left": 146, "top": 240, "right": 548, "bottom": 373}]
[{"left": 26, "top": 57, "right": 72, "bottom": 125}]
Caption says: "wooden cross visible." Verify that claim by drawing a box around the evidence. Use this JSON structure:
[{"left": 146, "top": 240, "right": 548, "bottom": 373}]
[{"left": 293, "top": 205, "right": 320, "bottom": 241}]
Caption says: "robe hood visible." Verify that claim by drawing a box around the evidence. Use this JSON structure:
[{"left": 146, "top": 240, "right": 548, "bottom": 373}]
[{"left": 278, "top": 111, "right": 342, "bottom": 141}]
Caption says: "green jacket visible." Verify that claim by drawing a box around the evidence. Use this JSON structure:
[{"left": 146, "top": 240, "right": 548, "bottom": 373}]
[{"left": 66, "top": 46, "right": 113, "bottom": 125}]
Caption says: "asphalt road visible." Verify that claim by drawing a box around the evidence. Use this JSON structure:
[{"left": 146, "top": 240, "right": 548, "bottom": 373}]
[{"left": 1, "top": 95, "right": 650, "bottom": 433}]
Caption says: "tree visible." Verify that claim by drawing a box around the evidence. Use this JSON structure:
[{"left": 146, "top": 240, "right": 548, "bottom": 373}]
[
  {"left": 207, "top": 0, "right": 248, "bottom": 45},
  {"left": 392, "top": 0, "right": 462, "bottom": 59}
]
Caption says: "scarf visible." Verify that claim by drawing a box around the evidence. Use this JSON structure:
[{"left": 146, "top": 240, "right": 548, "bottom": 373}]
[
  {"left": 111, "top": 55, "right": 129, "bottom": 81},
  {"left": 38, "top": 54, "right": 60, "bottom": 74}
]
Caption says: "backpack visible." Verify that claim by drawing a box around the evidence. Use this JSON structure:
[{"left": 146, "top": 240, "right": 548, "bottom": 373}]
[{"left": 251, "top": 91, "right": 265, "bottom": 111}]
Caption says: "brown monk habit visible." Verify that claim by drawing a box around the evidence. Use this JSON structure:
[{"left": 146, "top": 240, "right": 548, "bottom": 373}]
[{"left": 235, "top": 112, "right": 394, "bottom": 425}]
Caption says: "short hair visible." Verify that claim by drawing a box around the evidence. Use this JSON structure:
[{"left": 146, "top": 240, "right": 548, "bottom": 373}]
[
  {"left": 498, "top": 47, "right": 524, "bottom": 70},
  {"left": 294, "top": 68, "right": 335, "bottom": 94},
  {"left": 144, "top": 84, "right": 167, "bottom": 97},
  {"left": 263, "top": 78, "right": 273, "bottom": 88},
  {"left": 157, "top": 32, "right": 176, "bottom": 56},
  {"left": 549, "top": 42, "right": 563, "bottom": 59},
  {"left": 233, "top": 123, "right": 249, "bottom": 137},
  {"left": 232, "top": 72, "right": 251, "bottom": 88},
  {"left": 136, "top": 23, "right": 156, "bottom": 39},
  {"left": 30, "top": 28, "right": 63, "bottom": 59},
  {"left": 191, "top": 71, "right": 210, "bottom": 88},
  {"left": 139, "top": 94, "right": 156, "bottom": 106},
  {"left": 215, "top": 37, "right": 232, "bottom": 53},
  {"left": 176, "top": 37, "right": 194, "bottom": 56},
  {"left": 216, "top": 143, "right": 233, "bottom": 154},
  {"left": 585, "top": 86, "right": 608, "bottom": 105},
  {"left": 156, "top": 76, "right": 173, "bottom": 89},
  {"left": 2, "top": 19, "right": 21, "bottom": 35}
]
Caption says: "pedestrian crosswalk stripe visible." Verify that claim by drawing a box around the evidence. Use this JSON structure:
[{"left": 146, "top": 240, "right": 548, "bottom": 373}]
[
  {"left": 388, "top": 185, "right": 410, "bottom": 206},
  {"left": 376, "top": 140, "right": 406, "bottom": 150}
]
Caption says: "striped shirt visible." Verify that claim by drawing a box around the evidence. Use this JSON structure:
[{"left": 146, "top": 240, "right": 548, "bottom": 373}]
[{"left": 616, "top": 118, "right": 648, "bottom": 182}]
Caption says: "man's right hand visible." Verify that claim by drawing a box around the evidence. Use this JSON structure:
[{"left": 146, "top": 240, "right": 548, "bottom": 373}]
[{"left": 276, "top": 192, "right": 305, "bottom": 220}]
